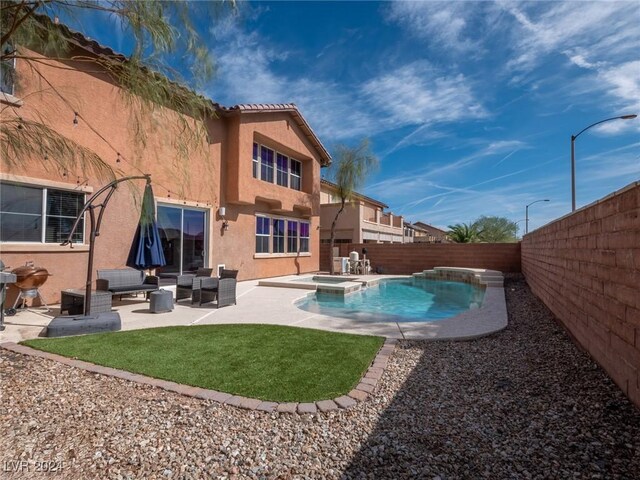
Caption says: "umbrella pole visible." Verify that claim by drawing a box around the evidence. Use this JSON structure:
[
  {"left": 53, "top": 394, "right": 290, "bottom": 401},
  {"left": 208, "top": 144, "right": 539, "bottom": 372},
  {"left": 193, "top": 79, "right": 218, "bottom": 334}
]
[
  {"left": 84, "top": 206, "right": 98, "bottom": 316},
  {"left": 60, "top": 175, "right": 151, "bottom": 317}
]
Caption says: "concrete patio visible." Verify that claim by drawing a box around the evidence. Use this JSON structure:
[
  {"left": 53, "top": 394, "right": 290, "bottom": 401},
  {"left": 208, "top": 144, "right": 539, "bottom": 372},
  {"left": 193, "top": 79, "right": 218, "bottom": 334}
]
[{"left": 0, "top": 274, "right": 507, "bottom": 343}]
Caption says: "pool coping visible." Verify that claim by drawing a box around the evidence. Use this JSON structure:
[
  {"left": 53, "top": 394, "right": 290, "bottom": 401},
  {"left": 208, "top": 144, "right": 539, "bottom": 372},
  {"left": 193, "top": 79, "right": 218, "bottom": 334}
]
[
  {"left": 0, "top": 337, "right": 397, "bottom": 415},
  {"left": 286, "top": 268, "right": 508, "bottom": 341}
]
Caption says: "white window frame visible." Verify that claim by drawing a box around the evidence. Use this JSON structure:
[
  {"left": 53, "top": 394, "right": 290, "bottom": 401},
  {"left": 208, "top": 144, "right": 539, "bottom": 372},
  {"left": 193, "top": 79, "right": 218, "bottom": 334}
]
[
  {"left": 255, "top": 214, "right": 271, "bottom": 254},
  {"left": 276, "top": 152, "right": 289, "bottom": 188},
  {"left": 252, "top": 142, "right": 259, "bottom": 179},
  {"left": 289, "top": 159, "right": 301, "bottom": 191},
  {"left": 1, "top": 50, "right": 16, "bottom": 96},
  {"left": 254, "top": 213, "right": 311, "bottom": 257},
  {"left": 272, "top": 218, "right": 285, "bottom": 253},
  {"left": 286, "top": 219, "right": 298, "bottom": 253},
  {"left": 156, "top": 203, "right": 209, "bottom": 275},
  {"left": 0, "top": 181, "right": 85, "bottom": 244},
  {"left": 260, "top": 145, "right": 274, "bottom": 183},
  {"left": 299, "top": 220, "right": 310, "bottom": 253},
  {"left": 253, "top": 141, "right": 302, "bottom": 191}
]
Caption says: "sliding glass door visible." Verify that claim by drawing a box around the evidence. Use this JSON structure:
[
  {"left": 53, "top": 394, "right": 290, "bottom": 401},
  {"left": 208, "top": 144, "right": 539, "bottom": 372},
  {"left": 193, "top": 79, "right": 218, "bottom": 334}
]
[{"left": 156, "top": 205, "right": 208, "bottom": 276}]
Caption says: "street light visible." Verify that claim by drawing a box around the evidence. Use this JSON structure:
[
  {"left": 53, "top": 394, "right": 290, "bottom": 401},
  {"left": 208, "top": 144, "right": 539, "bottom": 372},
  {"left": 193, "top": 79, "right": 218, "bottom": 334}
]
[
  {"left": 571, "top": 114, "right": 638, "bottom": 211},
  {"left": 514, "top": 218, "right": 526, "bottom": 237},
  {"left": 525, "top": 200, "right": 549, "bottom": 234}
]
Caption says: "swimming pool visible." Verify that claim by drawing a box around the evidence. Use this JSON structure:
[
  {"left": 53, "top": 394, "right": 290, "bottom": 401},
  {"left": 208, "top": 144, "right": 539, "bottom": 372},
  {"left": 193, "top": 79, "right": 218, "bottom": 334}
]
[{"left": 297, "top": 278, "right": 485, "bottom": 322}]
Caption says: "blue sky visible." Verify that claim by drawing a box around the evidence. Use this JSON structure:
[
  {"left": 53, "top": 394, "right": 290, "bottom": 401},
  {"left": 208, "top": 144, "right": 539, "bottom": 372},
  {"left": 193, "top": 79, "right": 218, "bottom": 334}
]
[{"left": 69, "top": 1, "right": 639, "bottom": 232}]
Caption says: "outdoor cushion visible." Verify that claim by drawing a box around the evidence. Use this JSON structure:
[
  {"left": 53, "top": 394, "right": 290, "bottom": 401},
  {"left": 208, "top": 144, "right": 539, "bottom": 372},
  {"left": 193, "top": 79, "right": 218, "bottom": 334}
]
[
  {"left": 96, "top": 268, "right": 159, "bottom": 297},
  {"left": 108, "top": 285, "right": 158, "bottom": 294},
  {"left": 220, "top": 269, "right": 238, "bottom": 279}
]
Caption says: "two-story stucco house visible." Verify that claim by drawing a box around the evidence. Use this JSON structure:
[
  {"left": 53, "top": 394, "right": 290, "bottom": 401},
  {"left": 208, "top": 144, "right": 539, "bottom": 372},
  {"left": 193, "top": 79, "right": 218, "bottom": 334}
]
[
  {"left": 0, "top": 26, "right": 330, "bottom": 304},
  {"left": 412, "top": 222, "right": 451, "bottom": 243},
  {"left": 319, "top": 179, "right": 404, "bottom": 244}
]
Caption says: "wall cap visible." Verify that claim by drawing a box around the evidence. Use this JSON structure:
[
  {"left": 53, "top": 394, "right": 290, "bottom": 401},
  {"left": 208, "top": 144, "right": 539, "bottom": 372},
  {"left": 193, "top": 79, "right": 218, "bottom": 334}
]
[{"left": 523, "top": 180, "right": 639, "bottom": 238}]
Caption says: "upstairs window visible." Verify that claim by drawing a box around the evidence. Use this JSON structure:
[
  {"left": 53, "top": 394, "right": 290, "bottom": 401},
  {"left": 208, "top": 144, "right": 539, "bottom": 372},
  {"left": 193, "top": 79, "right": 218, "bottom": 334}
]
[
  {"left": 276, "top": 153, "right": 288, "bottom": 187},
  {"left": 260, "top": 145, "right": 274, "bottom": 183},
  {"left": 290, "top": 159, "right": 301, "bottom": 191},
  {"left": 252, "top": 141, "right": 302, "bottom": 192},
  {"left": 0, "top": 182, "right": 84, "bottom": 243},
  {"left": 252, "top": 143, "right": 259, "bottom": 179}
]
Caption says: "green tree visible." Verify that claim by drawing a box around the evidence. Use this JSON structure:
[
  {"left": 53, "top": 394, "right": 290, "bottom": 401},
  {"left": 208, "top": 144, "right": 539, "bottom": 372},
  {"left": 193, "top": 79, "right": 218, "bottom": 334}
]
[
  {"left": 447, "top": 222, "right": 483, "bottom": 243},
  {"left": 328, "top": 139, "right": 378, "bottom": 274},
  {"left": 474, "top": 215, "right": 518, "bottom": 242},
  {"left": 1, "top": 0, "right": 235, "bottom": 184}
]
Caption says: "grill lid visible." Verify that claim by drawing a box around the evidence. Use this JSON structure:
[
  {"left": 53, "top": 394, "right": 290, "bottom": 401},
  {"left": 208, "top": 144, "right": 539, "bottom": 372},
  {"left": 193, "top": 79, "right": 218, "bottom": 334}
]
[{"left": 11, "top": 263, "right": 51, "bottom": 290}]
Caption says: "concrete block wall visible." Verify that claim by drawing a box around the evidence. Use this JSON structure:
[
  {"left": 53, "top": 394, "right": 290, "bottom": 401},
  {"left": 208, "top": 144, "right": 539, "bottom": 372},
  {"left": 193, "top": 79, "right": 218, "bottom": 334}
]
[
  {"left": 522, "top": 182, "right": 640, "bottom": 408},
  {"left": 320, "top": 242, "right": 521, "bottom": 274}
]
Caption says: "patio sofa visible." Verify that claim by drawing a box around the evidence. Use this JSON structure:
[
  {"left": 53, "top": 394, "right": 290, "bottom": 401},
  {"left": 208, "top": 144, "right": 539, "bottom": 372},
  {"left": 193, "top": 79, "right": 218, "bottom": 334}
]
[{"left": 96, "top": 269, "right": 159, "bottom": 299}]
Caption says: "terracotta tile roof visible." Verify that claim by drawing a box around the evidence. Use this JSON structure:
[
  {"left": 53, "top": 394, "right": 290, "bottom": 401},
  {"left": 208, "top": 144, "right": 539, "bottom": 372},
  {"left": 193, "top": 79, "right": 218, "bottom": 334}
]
[
  {"left": 35, "top": 16, "right": 332, "bottom": 167},
  {"left": 320, "top": 178, "right": 388, "bottom": 209},
  {"left": 219, "top": 104, "right": 331, "bottom": 167},
  {"left": 412, "top": 222, "right": 449, "bottom": 235}
]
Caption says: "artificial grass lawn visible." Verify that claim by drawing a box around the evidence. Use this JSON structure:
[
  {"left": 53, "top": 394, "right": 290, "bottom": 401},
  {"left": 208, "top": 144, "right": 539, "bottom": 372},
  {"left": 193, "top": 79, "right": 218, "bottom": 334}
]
[{"left": 22, "top": 324, "right": 384, "bottom": 402}]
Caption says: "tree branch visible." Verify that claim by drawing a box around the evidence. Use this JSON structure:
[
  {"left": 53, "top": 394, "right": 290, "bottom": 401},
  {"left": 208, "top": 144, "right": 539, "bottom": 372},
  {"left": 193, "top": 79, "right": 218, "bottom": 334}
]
[{"left": 1, "top": 1, "right": 42, "bottom": 46}]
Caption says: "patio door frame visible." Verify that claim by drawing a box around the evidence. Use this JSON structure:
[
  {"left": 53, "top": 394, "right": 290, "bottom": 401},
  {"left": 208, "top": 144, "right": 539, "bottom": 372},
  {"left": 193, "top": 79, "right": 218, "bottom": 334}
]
[{"left": 157, "top": 202, "right": 210, "bottom": 275}]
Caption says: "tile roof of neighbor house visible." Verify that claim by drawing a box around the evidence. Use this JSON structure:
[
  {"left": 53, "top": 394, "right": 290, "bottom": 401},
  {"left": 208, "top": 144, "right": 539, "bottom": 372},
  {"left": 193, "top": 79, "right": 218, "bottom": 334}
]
[
  {"left": 219, "top": 104, "right": 332, "bottom": 166},
  {"left": 412, "top": 222, "right": 449, "bottom": 235},
  {"left": 320, "top": 179, "right": 389, "bottom": 209},
  {"left": 39, "top": 15, "right": 332, "bottom": 167}
]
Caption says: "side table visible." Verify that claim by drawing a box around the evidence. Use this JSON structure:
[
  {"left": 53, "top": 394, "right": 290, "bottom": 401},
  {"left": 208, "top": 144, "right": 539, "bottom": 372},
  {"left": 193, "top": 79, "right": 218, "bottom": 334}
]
[
  {"left": 149, "top": 289, "right": 174, "bottom": 313},
  {"left": 60, "top": 289, "right": 112, "bottom": 315}
]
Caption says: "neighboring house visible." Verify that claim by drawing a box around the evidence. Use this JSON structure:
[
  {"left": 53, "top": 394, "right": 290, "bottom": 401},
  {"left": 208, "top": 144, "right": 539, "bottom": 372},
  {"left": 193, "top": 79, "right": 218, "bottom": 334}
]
[
  {"left": 412, "top": 222, "right": 451, "bottom": 243},
  {"left": 319, "top": 179, "right": 404, "bottom": 244},
  {"left": 403, "top": 222, "right": 415, "bottom": 243},
  {"left": 0, "top": 26, "right": 331, "bottom": 303}
]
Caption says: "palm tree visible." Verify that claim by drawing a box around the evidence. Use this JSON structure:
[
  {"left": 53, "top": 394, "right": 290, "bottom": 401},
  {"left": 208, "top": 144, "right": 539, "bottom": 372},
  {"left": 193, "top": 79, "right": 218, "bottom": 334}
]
[
  {"left": 447, "top": 222, "right": 483, "bottom": 243},
  {"left": 328, "top": 139, "right": 378, "bottom": 274}
]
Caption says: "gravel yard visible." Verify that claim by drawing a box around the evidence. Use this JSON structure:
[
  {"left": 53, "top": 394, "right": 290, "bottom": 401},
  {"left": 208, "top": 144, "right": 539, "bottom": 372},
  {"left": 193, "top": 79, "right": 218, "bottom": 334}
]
[{"left": 1, "top": 274, "right": 639, "bottom": 479}]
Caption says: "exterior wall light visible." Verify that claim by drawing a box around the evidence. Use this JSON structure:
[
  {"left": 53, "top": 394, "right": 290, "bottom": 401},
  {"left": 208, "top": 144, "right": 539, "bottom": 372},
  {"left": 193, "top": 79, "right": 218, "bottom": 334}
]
[{"left": 219, "top": 207, "right": 229, "bottom": 230}]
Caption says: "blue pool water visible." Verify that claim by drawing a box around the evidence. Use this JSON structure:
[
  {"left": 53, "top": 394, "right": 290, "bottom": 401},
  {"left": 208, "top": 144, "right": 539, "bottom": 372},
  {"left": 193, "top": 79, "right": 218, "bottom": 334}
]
[{"left": 297, "top": 278, "right": 485, "bottom": 322}]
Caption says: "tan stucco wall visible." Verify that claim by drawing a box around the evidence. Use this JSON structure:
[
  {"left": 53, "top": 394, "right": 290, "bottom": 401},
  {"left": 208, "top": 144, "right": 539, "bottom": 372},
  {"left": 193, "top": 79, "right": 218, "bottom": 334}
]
[
  {"left": 1, "top": 49, "right": 322, "bottom": 305},
  {"left": 320, "top": 203, "right": 362, "bottom": 243}
]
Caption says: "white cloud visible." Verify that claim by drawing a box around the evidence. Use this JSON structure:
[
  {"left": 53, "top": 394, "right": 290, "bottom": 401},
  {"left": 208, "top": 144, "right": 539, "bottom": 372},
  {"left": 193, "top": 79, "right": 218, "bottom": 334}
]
[
  {"left": 598, "top": 61, "right": 640, "bottom": 112},
  {"left": 208, "top": 24, "right": 486, "bottom": 145},
  {"left": 362, "top": 62, "right": 487, "bottom": 125},
  {"left": 503, "top": 1, "right": 639, "bottom": 74},
  {"left": 366, "top": 139, "right": 529, "bottom": 203},
  {"left": 208, "top": 22, "right": 378, "bottom": 140},
  {"left": 403, "top": 175, "right": 561, "bottom": 229},
  {"left": 387, "top": 1, "right": 476, "bottom": 53},
  {"left": 565, "top": 51, "right": 604, "bottom": 70}
]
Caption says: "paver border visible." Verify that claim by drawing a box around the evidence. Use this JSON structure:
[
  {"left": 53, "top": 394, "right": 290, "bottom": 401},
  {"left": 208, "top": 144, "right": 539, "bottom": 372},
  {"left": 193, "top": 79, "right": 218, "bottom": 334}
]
[{"left": 0, "top": 338, "right": 396, "bottom": 415}]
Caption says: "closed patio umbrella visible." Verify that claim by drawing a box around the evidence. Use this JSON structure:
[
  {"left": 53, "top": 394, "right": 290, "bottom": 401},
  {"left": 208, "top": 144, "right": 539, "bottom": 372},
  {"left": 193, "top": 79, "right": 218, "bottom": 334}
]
[{"left": 127, "top": 183, "right": 166, "bottom": 269}]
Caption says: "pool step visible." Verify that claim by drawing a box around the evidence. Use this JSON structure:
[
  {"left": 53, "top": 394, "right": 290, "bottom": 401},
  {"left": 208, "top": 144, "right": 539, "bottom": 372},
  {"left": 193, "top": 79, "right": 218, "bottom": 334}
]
[{"left": 415, "top": 267, "right": 504, "bottom": 288}]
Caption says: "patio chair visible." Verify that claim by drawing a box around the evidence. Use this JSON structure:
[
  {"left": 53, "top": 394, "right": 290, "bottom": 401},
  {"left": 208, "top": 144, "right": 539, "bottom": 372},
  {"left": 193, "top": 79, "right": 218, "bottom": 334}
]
[
  {"left": 195, "top": 269, "right": 238, "bottom": 308},
  {"left": 176, "top": 267, "right": 214, "bottom": 302}
]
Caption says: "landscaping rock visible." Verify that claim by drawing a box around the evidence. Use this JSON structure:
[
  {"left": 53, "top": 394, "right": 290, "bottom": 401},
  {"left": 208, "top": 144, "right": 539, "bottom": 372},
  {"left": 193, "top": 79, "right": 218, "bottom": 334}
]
[{"left": 1, "top": 275, "right": 639, "bottom": 479}]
